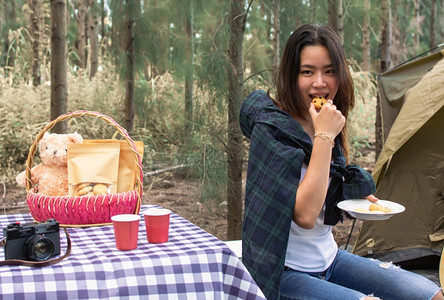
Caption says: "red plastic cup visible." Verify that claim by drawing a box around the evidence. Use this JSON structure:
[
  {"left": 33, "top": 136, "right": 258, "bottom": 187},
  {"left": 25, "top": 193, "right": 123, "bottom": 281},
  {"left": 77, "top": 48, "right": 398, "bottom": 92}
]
[
  {"left": 143, "top": 208, "right": 171, "bottom": 244},
  {"left": 111, "top": 214, "right": 140, "bottom": 250}
]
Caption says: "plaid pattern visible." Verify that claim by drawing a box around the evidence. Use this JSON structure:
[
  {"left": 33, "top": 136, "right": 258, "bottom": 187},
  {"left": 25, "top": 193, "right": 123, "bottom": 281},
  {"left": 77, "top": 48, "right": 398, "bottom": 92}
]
[
  {"left": 0, "top": 205, "right": 266, "bottom": 300},
  {"left": 239, "top": 90, "right": 376, "bottom": 299}
]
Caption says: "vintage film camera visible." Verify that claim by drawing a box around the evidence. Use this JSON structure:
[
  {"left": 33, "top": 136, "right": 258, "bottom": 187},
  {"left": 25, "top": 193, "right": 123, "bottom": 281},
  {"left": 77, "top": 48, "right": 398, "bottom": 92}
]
[{"left": 2, "top": 219, "right": 61, "bottom": 261}]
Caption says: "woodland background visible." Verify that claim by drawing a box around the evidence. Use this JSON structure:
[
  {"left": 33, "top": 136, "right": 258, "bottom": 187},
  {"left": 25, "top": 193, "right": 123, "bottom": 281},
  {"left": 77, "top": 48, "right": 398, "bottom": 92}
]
[{"left": 0, "top": 0, "right": 443, "bottom": 240}]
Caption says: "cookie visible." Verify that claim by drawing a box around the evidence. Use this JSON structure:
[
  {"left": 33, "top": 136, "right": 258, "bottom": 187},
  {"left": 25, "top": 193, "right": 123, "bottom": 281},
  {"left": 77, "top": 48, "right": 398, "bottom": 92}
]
[
  {"left": 77, "top": 185, "right": 93, "bottom": 196},
  {"left": 93, "top": 183, "right": 108, "bottom": 195},
  {"left": 312, "top": 97, "right": 326, "bottom": 110},
  {"left": 77, "top": 182, "right": 92, "bottom": 190}
]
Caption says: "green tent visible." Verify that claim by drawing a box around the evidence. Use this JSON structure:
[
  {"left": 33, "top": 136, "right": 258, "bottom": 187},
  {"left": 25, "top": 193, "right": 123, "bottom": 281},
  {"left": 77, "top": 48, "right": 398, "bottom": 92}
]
[{"left": 353, "top": 49, "right": 444, "bottom": 268}]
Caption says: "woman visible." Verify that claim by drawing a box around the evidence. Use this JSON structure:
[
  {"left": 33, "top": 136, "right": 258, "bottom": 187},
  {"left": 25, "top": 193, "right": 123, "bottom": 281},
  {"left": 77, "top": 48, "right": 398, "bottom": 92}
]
[{"left": 239, "top": 24, "right": 443, "bottom": 300}]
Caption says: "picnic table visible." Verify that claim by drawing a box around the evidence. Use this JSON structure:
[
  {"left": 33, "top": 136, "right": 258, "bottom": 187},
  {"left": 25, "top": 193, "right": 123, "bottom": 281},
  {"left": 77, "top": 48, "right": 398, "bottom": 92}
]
[{"left": 0, "top": 205, "right": 265, "bottom": 299}]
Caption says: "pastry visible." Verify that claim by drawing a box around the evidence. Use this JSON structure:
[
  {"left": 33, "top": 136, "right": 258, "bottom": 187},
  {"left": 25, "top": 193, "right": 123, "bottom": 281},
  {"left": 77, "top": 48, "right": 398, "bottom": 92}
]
[
  {"left": 369, "top": 203, "right": 392, "bottom": 213},
  {"left": 354, "top": 208, "right": 369, "bottom": 213}
]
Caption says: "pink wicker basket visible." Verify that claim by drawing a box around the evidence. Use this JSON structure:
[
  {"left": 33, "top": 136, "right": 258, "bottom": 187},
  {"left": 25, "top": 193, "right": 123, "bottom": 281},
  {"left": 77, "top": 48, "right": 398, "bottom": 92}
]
[{"left": 24, "top": 111, "right": 143, "bottom": 227}]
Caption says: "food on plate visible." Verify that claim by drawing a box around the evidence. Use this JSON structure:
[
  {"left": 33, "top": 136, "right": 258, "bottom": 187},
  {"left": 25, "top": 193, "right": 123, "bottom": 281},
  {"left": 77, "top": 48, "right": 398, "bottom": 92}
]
[
  {"left": 312, "top": 97, "right": 326, "bottom": 109},
  {"left": 369, "top": 203, "right": 392, "bottom": 213},
  {"left": 339, "top": 199, "right": 403, "bottom": 220},
  {"left": 354, "top": 208, "right": 369, "bottom": 213},
  {"left": 353, "top": 203, "right": 393, "bottom": 214}
]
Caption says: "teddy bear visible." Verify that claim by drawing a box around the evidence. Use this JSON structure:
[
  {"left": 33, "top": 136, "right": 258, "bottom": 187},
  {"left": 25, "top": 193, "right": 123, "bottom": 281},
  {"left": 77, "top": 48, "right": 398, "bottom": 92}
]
[{"left": 16, "top": 132, "right": 83, "bottom": 196}]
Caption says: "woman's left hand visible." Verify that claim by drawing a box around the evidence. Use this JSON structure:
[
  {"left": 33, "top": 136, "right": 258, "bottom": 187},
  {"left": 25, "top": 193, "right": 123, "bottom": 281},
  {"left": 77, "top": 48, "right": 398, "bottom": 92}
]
[{"left": 365, "top": 194, "right": 379, "bottom": 202}]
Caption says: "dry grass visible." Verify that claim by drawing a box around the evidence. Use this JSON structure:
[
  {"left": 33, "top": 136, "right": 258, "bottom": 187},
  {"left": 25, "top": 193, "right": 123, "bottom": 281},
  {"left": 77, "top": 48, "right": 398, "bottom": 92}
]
[
  {"left": 0, "top": 68, "right": 123, "bottom": 184},
  {"left": 348, "top": 69, "right": 378, "bottom": 163}
]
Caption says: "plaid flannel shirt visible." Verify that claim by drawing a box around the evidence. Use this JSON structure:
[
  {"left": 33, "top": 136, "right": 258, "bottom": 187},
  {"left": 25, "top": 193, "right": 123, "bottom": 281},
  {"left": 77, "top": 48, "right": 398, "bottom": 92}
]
[{"left": 239, "top": 90, "right": 376, "bottom": 299}]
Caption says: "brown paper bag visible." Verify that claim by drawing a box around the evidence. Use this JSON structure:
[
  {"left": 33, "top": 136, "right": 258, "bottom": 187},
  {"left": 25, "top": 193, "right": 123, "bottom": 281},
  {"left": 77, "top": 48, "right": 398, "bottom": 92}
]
[
  {"left": 82, "top": 139, "right": 144, "bottom": 193},
  {"left": 67, "top": 143, "right": 121, "bottom": 195}
]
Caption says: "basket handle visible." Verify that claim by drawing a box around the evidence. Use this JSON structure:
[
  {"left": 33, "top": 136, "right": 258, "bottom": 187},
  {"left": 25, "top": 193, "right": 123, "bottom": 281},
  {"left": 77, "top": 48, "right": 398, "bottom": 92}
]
[{"left": 24, "top": 110, "right": 143, "bottom": 213}]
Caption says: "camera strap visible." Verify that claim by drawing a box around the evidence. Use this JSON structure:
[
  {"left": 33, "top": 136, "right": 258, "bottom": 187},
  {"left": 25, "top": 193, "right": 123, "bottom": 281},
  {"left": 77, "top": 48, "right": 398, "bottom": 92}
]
[{"left": 0, "top": 227, "right": 71, "bottom": 267}]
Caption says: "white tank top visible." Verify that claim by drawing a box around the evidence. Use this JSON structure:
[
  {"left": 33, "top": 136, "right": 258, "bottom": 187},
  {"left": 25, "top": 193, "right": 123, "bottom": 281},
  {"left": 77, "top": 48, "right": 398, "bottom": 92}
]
[{"left": 284, "top": 164, "right": 338, "bottom": 272}]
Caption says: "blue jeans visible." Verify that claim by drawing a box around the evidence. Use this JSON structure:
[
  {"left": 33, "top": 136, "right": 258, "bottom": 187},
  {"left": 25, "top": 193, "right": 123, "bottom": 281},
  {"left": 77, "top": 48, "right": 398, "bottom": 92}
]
[{"left": 280, "top": 249, "right": 441, "bottom": 300}]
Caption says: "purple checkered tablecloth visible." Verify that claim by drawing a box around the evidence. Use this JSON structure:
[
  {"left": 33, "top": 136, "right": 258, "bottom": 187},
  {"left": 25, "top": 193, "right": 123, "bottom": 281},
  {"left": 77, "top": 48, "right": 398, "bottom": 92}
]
[{"left": 0, "top": 205, "right": 266, "bottom": 300}]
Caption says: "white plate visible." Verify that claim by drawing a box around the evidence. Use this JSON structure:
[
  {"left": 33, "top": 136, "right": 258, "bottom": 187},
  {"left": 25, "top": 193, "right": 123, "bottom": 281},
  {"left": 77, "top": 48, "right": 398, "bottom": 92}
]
[{"left": 337, "top": 199, "right": 405, "bottom": 220}]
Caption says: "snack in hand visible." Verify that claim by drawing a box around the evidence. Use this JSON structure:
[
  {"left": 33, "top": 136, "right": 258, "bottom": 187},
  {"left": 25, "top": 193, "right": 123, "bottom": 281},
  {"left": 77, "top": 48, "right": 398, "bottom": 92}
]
[
  {"left": 369, "top": 203, "right": 392, "bottom": 213},
  {"left": 312, "top": 97, "right": 326, "bottom": 109}
]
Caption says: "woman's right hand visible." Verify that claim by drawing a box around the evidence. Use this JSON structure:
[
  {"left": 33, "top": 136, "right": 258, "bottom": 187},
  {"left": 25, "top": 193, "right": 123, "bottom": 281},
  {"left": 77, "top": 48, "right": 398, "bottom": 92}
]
[{"left": 309, "top": 100, "right": 345, "bottom": 138}]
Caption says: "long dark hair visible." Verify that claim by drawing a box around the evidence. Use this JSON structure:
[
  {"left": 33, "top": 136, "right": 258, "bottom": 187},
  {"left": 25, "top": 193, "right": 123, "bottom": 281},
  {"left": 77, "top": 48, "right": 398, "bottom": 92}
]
[{"left": 274, "top": 24, "right": 354, "bottom": 159}]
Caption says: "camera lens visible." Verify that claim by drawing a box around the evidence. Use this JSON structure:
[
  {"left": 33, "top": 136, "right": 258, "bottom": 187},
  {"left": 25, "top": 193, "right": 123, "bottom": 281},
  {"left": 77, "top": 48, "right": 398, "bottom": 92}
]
[{"left": 25, "top": 235, "right": 55, "bottom": 261}]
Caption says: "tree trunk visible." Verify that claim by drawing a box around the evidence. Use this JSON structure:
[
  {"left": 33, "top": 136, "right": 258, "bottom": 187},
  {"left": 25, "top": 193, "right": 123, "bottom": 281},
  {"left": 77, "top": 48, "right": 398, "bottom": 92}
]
[
  {"left": 328, "top": 0, "right": 344, "bottom": 45},
  {"left": 2, "top": 1, "right": 15, "bottom": 75},
  {"left": 227, "top": 0, "right": 247, "bottom": 240},
  {"left": 184, "top": 0, "right": 194, "bottom": 134},
  {"left": 272, "top": 0, "right": 280, "bottom": 83},
  {"left": 29, "top": 0, "right": 43, "bottom": 86},
  {"left": 309, "top": 0, "right": 316, "bottom": 23},
  {"left": 430, "top": 0, "right": 436, "bottom": 48},
  {"left": 124, "top": 0, "right": 135, "bottom": 132},
  {"left": 361, "top": 0, "right": 371, "bottom": 71},
  {"left": 2, "top": 6, "right": 9, "bottom": 68},
  {"left": 76, "top": 0, "right": 87, "bottom": 69},
  {"left": 376, "top": 0, "right": 392, "bottom": 159},
  {"left": 50, "top": 0, "right": 68, "bottom": 133},
  {"left": 328, "top": 0, "right": 338, "bottom": 31},
  {"left": 441, "top": 1, "right": 444, "bottom": 45},
  {"left": 337, "top": 0, "right": 343, "bottom": 45},
  {"left": 413, "top": 0, "right": 420, "bottom": 53},
  {"left": 10, "top": 1, "right": 16, "bottom": 67},
  {"left": 88, "top": 0, "right": 99, "bottom": 78},
  {"left": 391, "top": 0, "right": 399, "bottom": 66},
  {"left": 392, "top": 0, "right": 408, "bottom": 65},
  {"left": 380, "top": 1, "right": 391, "bottom": 83},
  {"left": 100, "top": 0, "right": 106, "bottom": 55}
]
